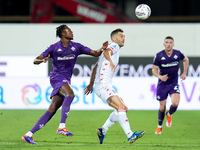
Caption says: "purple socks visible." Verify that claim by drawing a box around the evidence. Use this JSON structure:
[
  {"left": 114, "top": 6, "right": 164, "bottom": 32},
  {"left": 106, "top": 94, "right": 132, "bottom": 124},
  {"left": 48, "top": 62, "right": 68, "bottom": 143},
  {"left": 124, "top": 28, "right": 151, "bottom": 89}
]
[
  {"left": 158, "top": 109, "right": 165, "bottom": 126},
  {"left": 60, "top": 96, "right": 74, "bottom": 123},
  {"left": 29, "top": 96, "right": 74, "bottom": 134},
  {"left": 30, "top": 111, "right": 53, "bottom": 134},
  {"left": 169, "top": 105, "right": 178, "bottom": 115}
]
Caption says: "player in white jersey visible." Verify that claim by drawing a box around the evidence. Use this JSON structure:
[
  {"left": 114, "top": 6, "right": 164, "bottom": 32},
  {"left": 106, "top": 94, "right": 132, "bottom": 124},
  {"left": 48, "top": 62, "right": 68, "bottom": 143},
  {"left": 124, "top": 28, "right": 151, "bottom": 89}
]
[
  {"left": 94, "top": 42, "right": 119, "bottom": 101},
  {"left": 84, "top": 28, "right": 145, "bottom": 144}
]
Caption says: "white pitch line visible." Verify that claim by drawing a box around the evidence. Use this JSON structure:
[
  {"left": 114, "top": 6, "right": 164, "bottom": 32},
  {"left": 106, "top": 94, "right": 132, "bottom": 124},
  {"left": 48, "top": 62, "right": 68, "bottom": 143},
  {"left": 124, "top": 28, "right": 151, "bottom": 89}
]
[{"left": 1, "top": 142, "right": 200, "bottom": 147}]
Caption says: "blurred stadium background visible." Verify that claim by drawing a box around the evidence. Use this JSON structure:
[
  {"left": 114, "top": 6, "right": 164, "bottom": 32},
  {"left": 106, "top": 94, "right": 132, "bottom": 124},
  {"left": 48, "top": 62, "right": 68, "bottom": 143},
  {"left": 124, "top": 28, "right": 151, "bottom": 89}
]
[
  {"left": 0, "top": 0, "right": 200, "bottom": 23},
  {"left": 0, "top": 0, "right": 200, "bottom": 110}
]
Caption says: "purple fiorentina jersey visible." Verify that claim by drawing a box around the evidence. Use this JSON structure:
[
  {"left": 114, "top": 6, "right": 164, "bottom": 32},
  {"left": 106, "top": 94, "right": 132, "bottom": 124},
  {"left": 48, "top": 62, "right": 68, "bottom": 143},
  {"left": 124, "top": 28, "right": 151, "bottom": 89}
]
[
  {"left": 153, "top": 49, "right": 185, "bottom": 85},
  {"left": 42, "top": 40, "right": 91, "bottom": 79}
]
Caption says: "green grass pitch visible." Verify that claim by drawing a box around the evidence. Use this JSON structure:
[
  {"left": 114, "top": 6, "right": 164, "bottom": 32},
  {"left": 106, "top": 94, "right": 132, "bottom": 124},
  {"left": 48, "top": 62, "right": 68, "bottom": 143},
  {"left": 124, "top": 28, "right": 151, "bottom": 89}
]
[{"left": 0, "top": 110, "right": 199, "bottom": 150}]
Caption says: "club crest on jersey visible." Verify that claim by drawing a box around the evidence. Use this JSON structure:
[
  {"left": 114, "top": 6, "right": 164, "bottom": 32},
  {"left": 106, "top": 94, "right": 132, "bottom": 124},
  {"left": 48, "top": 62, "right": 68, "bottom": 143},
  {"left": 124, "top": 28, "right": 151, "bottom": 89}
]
[
  {"left": 174, "top": 55, "right": 178, "bottom": 59},
  {"left": 71, "top": 47, "right": 75, "bottom": 51}
]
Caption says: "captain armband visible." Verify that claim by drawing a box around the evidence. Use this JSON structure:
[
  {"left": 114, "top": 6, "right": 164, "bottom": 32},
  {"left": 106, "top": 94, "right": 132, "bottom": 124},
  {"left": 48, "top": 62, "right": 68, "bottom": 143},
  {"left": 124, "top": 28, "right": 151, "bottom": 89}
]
[{"left": 101, "top": 48, "right": 106, "bottom": 52}]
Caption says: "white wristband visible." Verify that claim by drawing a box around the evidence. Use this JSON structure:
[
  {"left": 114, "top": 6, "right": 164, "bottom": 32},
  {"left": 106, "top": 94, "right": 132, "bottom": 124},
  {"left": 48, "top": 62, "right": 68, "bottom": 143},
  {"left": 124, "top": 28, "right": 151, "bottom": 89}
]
[{"left": 34, "top": 58, "right": 45, "bottom": 62}]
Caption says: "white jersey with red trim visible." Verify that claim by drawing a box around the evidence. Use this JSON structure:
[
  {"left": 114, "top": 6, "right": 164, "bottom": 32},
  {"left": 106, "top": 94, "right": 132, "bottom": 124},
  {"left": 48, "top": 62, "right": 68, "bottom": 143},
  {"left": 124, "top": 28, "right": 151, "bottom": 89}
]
[{"left": 94, "top": 42, "right": 120, "bottom": 84}]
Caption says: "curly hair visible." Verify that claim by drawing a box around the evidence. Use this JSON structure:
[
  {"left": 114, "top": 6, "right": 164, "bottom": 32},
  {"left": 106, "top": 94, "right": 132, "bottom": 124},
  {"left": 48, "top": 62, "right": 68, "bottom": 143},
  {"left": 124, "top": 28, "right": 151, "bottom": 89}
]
[{"left": 56, "top": 24, "right": 66, "bottom": 38}]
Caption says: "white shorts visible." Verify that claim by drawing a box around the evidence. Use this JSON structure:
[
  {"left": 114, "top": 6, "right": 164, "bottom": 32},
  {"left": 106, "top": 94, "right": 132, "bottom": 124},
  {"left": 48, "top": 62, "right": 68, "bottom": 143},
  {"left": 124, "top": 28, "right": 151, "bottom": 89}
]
[{"left": 94, "top": 82, "right": 118, "bottom": 103}]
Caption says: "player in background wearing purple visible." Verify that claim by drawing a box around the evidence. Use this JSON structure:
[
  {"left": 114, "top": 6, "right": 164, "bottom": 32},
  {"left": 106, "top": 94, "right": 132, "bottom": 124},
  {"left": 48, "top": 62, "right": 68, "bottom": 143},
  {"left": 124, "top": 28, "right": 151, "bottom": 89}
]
[
  {"left": 22, "top": 24, "right": 108, "bottom": 144},
  {"left": 152, "top": 36, "right": 189, "bottom": 134},
  {"left": 84, "top": 28, "right": 145, "bottom": 144}
]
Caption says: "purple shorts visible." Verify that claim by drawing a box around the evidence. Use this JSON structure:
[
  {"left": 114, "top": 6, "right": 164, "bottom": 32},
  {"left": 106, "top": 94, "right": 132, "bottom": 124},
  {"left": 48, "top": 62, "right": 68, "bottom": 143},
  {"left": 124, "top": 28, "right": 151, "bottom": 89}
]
[
  {"left": 156, "top": 84, "right": 180, "bottom": 101},
  {"left": 50, "top": 72, "right": 71, "bottom": 99}
]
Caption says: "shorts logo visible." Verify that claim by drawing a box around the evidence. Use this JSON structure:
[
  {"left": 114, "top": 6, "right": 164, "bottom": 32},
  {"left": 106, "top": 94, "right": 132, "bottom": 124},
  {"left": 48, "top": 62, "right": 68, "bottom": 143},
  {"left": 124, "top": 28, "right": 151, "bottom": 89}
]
[
  {"left": 63, "top": 80, "right": 67, "bottom": 82},
  {"left": 157, "top": 95, "right": 160, "bottom": 99},
  {"left": 174, "top": 85, "right": 180, "bottom": 93}
]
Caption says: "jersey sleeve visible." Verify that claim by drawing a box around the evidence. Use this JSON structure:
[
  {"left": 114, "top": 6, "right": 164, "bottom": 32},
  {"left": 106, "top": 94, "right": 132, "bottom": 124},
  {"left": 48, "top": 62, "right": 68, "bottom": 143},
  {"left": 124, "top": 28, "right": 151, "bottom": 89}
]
[
  {"left": 107, "top": 43, "right": 118, "bottom": 54},
  {"left": 41, "top": 44, "right": 54, "bottom": 58},
  {"left": 76, "top": 43, "right": 91, "bottom": 55},
  {"left": 153, "top": 53, "right": 160, "bottom": 66},
  {"left": 179, "top": 51, "right": 185, "bottom": 60}
]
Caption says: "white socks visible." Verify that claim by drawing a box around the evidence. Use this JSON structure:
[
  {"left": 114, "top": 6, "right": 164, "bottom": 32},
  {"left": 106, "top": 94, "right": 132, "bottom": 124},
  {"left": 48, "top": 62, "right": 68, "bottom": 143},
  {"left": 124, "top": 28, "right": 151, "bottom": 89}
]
[
  {"left": 167, "top": 111, "right": 172, "bottom": 117},
  {"left": 26, "top": 131, "right": 33, "bottom": 137},
  {"left": 58, "top": 123, "right": 65, "bottom": 128},
  {"left": 117, "top": 110, "right": 133, "bottom": 138},
  {"left": 102, "top": 110, "right": 133, "bottom": 138},
  {"left": 102, "top": 110, "right": 118, "bottom": 135}
]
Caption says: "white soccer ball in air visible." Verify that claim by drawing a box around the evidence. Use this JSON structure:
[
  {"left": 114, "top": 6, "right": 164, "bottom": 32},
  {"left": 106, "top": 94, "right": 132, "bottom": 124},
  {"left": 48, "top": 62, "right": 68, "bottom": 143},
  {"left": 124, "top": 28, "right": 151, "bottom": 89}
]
[{"left": 135, "top": 4, "right": 151, "bottom": 20}]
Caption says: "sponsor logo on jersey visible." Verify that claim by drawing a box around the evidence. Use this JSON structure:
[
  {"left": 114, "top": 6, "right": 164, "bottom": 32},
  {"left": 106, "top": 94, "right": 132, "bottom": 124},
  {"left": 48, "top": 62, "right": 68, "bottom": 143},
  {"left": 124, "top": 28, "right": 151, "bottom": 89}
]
[
  {"left": 57, "top": 54, "right": 75, "bottom": 60},
  {"left": 161, "top": 61, "right": 179, "bottom": 67}
]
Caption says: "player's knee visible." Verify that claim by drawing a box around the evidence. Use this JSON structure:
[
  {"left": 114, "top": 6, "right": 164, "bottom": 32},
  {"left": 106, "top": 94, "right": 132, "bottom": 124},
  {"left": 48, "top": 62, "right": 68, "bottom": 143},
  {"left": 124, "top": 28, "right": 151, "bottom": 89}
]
[
  {"left": 124, "top": 105, "right": 128, "bottom": 112},
  {"left": 172, "top": 103, "right": 179, "bottom": 107},
  {"left": 48, "top": 103, "right": 59, "bottom": 114},
  {"left": 159, "top": 107, "right": 165, "bottom": 112},
  {"left": 63, "top": 90, "right": 75, "bottom": 98},
  {"left": 118, "top": 104, "right": 127, "bottom": 111},
  {"left": 67, "top": 91, "right": 75, "bottom": 98}
]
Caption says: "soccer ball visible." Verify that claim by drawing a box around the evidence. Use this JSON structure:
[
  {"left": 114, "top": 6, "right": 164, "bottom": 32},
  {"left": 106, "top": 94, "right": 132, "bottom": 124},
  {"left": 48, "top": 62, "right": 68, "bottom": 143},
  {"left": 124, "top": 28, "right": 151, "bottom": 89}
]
[{"left": 135, "top": 4, "right": 151, "bottom": 20}]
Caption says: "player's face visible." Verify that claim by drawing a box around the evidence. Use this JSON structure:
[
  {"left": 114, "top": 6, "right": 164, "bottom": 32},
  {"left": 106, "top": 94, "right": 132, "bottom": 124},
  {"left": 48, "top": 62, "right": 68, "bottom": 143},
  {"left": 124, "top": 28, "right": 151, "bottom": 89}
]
[
  {"left": 163, "top": 39, "right": 174, "bottom": 51},
  {"left": 63, "top": 26, "right": 73, "bottom": 40},
  {"left": 115, "top": 32, "right": 125, "bottom": 47}
]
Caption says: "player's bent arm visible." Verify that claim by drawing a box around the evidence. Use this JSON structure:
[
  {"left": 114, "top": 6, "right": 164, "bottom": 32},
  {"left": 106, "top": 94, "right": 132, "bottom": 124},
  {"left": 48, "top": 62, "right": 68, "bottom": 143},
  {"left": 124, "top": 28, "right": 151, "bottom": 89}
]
[
  {"left": 89, "top": 61, "right": 98, "bottom": 86},
  {"left": 89, "top": 41, "right": 108, "bottom": 57},
  {"left": 33, "top": 54, "right": 50, "bottom": 64},
  {"left": 182, "top": 56, "right": 189, "bottom": 75},
  {"left": 152, "top": 65, "right": 162, "bottom": 79},
  {"left": 84, "top": 62, "right": 98, "bottom": 95},
  {"left": 89, "top": 49, "right": 103, "bottom": 57},
  {"left": 104, "top": 49, "right": 115, "bottom": 71},
  {"left": 103, "top": 49, "right": 114, "bottom": 62},
  {"left": 33, "top": 55, "right": 44, "bottom": 64}
]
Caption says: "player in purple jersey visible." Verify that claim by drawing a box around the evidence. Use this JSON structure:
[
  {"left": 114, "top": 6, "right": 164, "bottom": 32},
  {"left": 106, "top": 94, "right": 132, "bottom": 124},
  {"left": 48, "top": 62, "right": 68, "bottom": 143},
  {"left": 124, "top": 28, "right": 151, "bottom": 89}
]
[
  {"left": 22, "top": 24, "right": 108, "bottom": 144},
  {"left": 152, "top": 36, "right": 189, "bottom": 134}
]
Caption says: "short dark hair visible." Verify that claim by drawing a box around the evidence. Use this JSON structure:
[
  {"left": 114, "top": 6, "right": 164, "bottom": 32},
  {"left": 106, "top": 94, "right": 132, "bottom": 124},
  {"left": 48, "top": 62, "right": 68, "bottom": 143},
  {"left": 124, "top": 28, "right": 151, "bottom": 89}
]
[
  {"left": 111, "top": 28, "right": 123, "bottom": 39},
  {"left": 56, "top": 24, "right": 66, "bottom": 38},
  {"left": 165, "top": 36, "right": 174, "bottom": 41}
]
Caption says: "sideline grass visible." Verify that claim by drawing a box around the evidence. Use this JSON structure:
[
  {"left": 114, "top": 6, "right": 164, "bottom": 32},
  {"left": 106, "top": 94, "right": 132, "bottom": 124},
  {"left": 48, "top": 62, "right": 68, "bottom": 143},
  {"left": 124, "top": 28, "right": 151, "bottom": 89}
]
[{"left": 0, "top": 110, "right": 199, "bottom": 150}]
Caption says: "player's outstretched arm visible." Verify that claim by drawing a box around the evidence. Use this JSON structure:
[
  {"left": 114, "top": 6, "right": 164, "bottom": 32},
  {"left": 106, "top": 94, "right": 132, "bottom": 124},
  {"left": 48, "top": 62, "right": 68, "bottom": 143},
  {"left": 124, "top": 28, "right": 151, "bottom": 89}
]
[
  {"left": 89, "top": 41, "right": 108, "bottom": 57},
  {"left": 152, "top": 65, "right": 168, "bottom": 81},
  {"left": 180, "top": 56, "right": 189, "bottom": 80},
  {"left": 84, "top": 62, "right": 98, "bottom": 95},
  {"left": 33, "top": 54, "right": 50, "bottom": 65}
]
